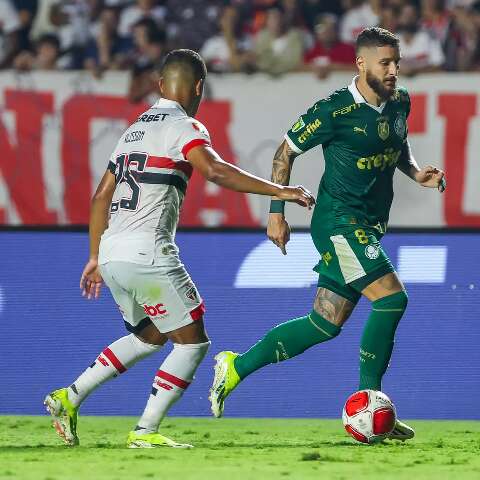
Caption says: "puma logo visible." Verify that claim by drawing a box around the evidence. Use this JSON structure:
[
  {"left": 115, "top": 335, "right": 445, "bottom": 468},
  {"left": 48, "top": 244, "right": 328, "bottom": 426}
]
[
  {"left": 275, "top": 341, "right": 289, "bottom": 362},
  {"left": 354, "top": 125, "right": 367, "bottom": 136}
]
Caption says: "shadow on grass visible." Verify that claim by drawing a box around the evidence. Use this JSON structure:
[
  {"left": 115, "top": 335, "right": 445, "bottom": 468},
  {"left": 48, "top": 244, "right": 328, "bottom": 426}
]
[
  {"left": 197, "top": 440, "right": 364, "bottom": 449},
  {"left": 0, "top": 445, "right": 120, "bottom": 451},
  {"left": 0, "top": 439, "right": 404, "bottom": 451}
]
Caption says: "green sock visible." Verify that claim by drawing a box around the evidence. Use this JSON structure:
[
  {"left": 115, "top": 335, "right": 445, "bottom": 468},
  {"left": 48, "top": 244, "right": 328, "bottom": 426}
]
[
  {"left": 359, "top": 291, "right": 408, "bottom": 391},
  {"left": 233, "top": 310, "right": 341, "bottom": 380}
]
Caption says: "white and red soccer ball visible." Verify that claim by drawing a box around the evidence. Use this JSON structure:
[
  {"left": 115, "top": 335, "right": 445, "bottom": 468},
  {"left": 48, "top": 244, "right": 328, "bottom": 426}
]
[{"left": 342, "top": 390, "right": 396, "bottom": 444}]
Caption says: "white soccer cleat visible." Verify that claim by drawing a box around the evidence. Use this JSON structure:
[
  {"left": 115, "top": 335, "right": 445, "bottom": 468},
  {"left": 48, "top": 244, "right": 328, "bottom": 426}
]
[
  {"left": 44, "top": 388, "right": 79, "bottom": 446},
  {"left": 209, "top": 351, "right": 241, "bottom": 418},
  {"left": 387, "top": 419, "right": 415, "bottom": 441},
  {"left": 127, "top": 431, "right": 193, "bottom": 449}
]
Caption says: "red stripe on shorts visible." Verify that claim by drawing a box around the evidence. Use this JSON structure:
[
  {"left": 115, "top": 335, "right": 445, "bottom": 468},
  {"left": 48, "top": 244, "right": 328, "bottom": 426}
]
[
  {"left": 156, "top": 370, "right": 190, "bottom": 389},
  {"left": 102, "top": 347, "right": 127, "bottom": 374},
  {"left": 181, "top": 139, "right": 210, "bottom": 159},
  {"left": 190, "top": 302, "right": 206, "bottom": 321},
  {"left": 146, "top": 156, "right": 193, "bottom": 178}
]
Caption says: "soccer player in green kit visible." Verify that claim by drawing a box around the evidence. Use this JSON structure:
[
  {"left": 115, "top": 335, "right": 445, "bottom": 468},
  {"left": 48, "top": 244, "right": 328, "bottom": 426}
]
[{"left": 210, "top": 27, "right": 446, "bottom": 441}]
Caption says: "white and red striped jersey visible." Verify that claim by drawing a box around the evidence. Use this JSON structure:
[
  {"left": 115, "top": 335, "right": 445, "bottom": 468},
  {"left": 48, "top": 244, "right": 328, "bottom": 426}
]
[{"left": 98, "top": 98, "right": 211, "bottom": 265}]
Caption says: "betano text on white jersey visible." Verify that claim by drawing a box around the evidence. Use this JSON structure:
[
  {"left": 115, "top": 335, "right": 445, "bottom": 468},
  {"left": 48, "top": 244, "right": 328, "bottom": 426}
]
[{"left": 98, "top": 98, "right": 211, "bottom": 266}]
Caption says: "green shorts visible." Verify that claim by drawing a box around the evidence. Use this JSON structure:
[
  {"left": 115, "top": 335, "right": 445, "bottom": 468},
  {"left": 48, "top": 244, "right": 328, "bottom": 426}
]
[{"left": 312, "top": 226, "right": 394, "bottom": 304}]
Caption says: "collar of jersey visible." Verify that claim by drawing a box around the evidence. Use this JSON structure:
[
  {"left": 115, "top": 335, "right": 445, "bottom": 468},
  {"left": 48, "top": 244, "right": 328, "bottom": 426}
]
[
  {"left": 152, "top": 97, "right": 187, "bottom": 114},
  {"left": 348, "top": 76, "right": 386, "bottom": 114}
]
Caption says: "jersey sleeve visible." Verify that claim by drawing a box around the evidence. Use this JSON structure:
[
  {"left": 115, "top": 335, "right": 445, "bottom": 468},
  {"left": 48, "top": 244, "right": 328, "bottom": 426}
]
[
  {"left": 403, "top": 88, "right": 411, "bottom": 119},
  {"left": 284, "top": 100, "right": 334, "bottom": 154},
  {"left": 107, "top": 155, "right": 116, "bottom": 174},
  {"left": 396, "top": 87, "right": 411, "bottom": 144},
  {"left": 167, "top": 118, "right": 212, "bottom": 160}
]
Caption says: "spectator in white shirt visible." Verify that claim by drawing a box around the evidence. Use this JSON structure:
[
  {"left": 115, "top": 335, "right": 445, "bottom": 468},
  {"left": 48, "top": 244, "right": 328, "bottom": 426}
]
[
  {"left": 200, "top": 5, "right": 253, "bottom": 73},
  {"left": 340, "top": 0, "right": 380, "bottom": 44},
  {"left": 49, "top": 0, "right": 102, "bottom": 68},
  {"left": 49, "top": 0, "right": 92, "bottom": 50},
  {"left": 397, "top": 3, "right": 445, "bottom": 76},
  {"left": 421, "top": 0, "right": 452, "bottom": 44},
  {"left": 118, "top": 0, "right": 166, "bottom": 39}
]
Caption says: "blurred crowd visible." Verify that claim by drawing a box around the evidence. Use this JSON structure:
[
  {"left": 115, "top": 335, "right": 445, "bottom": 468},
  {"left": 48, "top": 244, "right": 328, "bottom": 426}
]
[{"left": 1, "top": 0, "right": 480, "bottom": 101}]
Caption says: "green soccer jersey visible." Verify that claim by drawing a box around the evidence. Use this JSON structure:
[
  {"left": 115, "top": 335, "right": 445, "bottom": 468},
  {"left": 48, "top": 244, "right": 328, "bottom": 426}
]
[{"left": 285, "top": 77, "right": 410, "bottom": 233}]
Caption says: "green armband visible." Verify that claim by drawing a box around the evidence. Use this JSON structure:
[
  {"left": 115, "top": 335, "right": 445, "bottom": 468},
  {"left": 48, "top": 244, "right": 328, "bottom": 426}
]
[{"left": 269, "top": 200, "right": 285, "bottom": 214}]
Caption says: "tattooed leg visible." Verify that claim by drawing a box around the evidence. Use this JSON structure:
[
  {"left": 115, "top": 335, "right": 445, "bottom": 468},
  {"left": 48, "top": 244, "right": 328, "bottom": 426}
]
[{"left": 313, "top": 288, "right": 355, "bottom": 327}]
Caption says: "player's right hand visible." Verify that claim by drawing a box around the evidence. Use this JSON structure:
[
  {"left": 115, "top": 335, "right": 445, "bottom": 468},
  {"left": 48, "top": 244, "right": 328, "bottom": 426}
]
[
  {"left": 80, "top": 258, "right": 104, "bottom": 300},
  {"left": 277, "top": 185, "right": 315, "bottom": 209},
  {"left": 267, "top": 214, "right": 291, "bottom": 255}
]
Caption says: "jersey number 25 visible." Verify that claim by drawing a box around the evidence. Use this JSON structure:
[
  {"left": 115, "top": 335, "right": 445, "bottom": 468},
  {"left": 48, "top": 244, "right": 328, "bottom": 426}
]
[{"left": 110, "top": 153, "right": 147, "bottom": 212}]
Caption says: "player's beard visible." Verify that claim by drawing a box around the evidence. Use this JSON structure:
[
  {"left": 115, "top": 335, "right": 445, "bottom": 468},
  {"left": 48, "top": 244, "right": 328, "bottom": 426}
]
[{"left": 366, "top": 70, "right": 395, "bottom": 101}]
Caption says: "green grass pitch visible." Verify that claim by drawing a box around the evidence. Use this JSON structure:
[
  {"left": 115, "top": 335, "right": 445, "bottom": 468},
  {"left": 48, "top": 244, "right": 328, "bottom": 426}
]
[{"left": 1, "top": 416, "right": 479, "bottom": 480}]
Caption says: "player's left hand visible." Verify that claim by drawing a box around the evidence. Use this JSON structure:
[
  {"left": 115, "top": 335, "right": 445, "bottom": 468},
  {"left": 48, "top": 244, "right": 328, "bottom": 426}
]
[
  {"left": 415, "top": 166, "right": 446, "bottom": 193},
  {"left": 277, "top": 185, "right": 316, "bottom": 208},
  {"left": 80, "top": 258, "right": 104, "bottom": 300}
]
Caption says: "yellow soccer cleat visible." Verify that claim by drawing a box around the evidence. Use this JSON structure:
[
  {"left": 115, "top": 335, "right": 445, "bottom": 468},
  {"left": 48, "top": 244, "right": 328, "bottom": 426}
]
[
  {"left": 127, "top": 431, "right": 193, "bottom": 449},
  {"left": 44, "top": 388, "right": 79, "bottom": 446},
  {"left": 387, "top": 419, "right": 415, "bottom": 441},
  {"left": 209, "top": 351, "right": 241, "bottom": 418}
]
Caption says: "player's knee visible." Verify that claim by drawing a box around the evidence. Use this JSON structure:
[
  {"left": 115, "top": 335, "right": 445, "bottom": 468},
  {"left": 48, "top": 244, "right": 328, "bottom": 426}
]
[
  {"left": 314, "top": 306, "right": 352, "bottom": 327},
  {"left": 314, "top": 303, "right": 336, "bottom": 324},
  {"left": 135, "top": 322, "right": 168, "bottom": 345},
  {"left": 373, "top": 290, "right": 408, "bottom": 312},
  {"left": 309, "top": 310, "right": 342, "bottom": 339},
  {"left": 173, "top": 341, "right": 211, "bottom": 367}
]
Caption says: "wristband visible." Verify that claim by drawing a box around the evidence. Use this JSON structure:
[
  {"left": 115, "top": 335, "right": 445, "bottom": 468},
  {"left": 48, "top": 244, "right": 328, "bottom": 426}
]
[
  {"left": 269, "top": 199, "right": 285, "bottom": 214},
  {"left": 439, "top": 177, "right": 446, "bottom": 192}
]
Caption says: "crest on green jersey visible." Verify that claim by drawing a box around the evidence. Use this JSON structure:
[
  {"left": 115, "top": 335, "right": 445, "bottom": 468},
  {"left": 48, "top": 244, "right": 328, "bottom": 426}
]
[
  {"left": 394, "top": 113, "right": 406, "bottom": 137},
  {"left": 377, "top": 118, "right": 390, "bottom": 140},
  {"left": 365, "top": 244, "right": 380, "bottom": 260},
  {"left": 291, "top": 117, "right": 305, "bottom": 133}
]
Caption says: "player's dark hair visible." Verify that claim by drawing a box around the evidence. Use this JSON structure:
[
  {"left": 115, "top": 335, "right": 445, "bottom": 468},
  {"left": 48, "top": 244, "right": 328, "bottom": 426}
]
[
  {"left": 36, "top": 33, "right": 60, "bottom": 51},
  {"left": 355, "top": 27, "right": 399, "bottom": 53},
  {"left": 159, "top": 49, "right": 207, "bottom": 81}
]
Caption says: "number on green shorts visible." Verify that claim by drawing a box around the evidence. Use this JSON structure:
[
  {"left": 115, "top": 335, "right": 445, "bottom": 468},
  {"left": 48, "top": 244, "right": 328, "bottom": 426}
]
[{"left": 354, "top": 229, "right": 369, "bottom": 244}]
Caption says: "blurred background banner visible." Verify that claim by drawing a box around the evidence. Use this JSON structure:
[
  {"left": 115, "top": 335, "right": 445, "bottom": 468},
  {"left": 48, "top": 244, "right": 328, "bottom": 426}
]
[
  {"left": 1, "top": 71, "right": 479, "bottom": 228},
  {"left": 0, "top": 231, "right": 479, "bottom": 419}
]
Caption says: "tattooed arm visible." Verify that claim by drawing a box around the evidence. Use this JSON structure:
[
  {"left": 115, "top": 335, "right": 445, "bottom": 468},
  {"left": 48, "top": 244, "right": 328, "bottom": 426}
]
[
  {"left": 270, "top": 140, "right": 299, "bottom": 199},
  {"left": 267, "top": 140, "right": 300, "bottom": 255}
]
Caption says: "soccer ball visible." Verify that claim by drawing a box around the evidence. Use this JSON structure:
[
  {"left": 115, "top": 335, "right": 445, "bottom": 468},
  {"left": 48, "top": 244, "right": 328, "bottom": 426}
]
[{"left": 342, "top": 390, "right": 396, "bottom": 444}]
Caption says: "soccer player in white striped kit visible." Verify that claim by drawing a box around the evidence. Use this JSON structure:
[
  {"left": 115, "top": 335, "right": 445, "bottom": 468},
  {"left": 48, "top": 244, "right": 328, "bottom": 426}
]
[{"left": 44, "top": 49, "right": 315, "bottom": 448}]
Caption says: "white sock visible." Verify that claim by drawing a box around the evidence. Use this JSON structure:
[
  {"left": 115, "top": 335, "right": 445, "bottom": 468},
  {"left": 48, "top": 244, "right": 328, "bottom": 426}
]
[
  {"left": 68, "top": 334, "right": 162, "bottom": 407},
  {"left": 136, "top": 341, "right": 210, "bottom": 433}
]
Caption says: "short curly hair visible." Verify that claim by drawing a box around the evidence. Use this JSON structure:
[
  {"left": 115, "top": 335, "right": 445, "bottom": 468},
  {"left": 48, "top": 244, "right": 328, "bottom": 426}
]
[{"left": 355, "top": 27, "right": 399, "bottom": 53}]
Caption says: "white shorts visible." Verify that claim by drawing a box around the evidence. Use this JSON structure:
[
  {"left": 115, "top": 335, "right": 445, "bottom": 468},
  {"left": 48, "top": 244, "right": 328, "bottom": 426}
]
[{"left": 99, "top": 257, "right": 205, "bottom": 334}]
